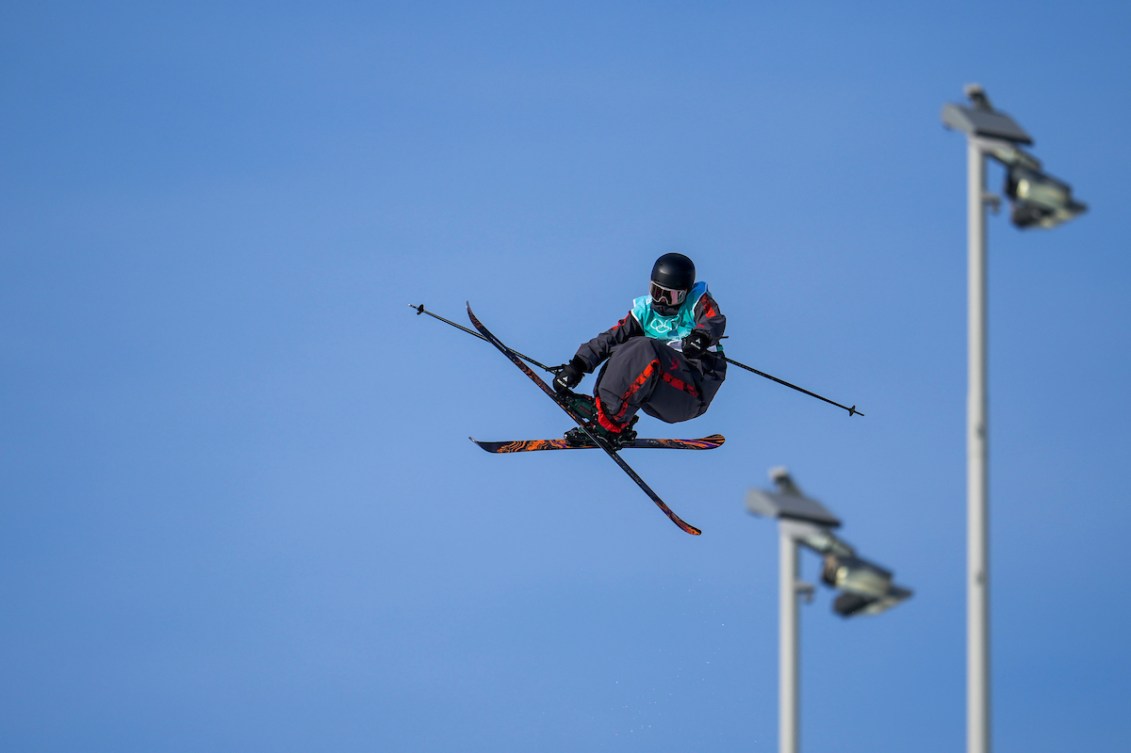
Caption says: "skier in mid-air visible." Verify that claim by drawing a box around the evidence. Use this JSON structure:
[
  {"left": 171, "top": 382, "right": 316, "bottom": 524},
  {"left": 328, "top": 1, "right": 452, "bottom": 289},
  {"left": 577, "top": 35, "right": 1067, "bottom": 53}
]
[{"left": 552, "top": 252, "right": 727, "bottom": 447}]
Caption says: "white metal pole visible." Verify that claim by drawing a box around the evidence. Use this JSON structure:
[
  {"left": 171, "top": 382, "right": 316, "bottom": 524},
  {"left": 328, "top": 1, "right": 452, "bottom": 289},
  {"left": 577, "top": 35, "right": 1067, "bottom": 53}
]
[
  {"left": 967, "top": 137, "right": 991, "bottom": 753},
  {"left": 780, "top": 526, "right": 799, "bottom": 753}
]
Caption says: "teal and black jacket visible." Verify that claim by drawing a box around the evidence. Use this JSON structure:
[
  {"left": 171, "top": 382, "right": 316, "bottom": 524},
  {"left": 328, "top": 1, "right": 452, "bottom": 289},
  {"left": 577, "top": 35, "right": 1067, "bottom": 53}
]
[{"left": 572, "top": 282, "right": 727, "bottom": 374}]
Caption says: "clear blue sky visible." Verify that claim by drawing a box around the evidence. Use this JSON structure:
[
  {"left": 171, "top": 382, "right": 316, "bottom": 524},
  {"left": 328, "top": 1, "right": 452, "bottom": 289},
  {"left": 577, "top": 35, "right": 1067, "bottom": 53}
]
[{"left": 3, "top": 2, "right": 1129, "bottom": 751}]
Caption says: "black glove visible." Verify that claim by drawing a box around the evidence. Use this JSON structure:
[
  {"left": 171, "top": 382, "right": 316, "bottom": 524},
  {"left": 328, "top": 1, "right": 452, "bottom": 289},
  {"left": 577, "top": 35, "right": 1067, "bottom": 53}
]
[
  {"left": 553, "top": 356, "right": 587, "bottom": 394},
  {"left": 682, "top": 330, "right": 711, "bottom": 359}
]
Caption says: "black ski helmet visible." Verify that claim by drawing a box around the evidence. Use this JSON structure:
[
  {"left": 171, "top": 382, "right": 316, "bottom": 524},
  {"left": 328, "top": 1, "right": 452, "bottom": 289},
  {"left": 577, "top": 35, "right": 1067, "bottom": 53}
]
[
  {"left": 650, "top": 252, "right": 695, "bottom": 312},
  {"left": 651, "top": 252, "right": 695, "bottom": 290}
]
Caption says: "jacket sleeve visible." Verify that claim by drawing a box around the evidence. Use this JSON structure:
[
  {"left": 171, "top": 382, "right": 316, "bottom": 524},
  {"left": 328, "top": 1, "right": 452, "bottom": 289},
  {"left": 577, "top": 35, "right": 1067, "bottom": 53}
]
[
  {"left": 572, "top": 312, "right": 644, "bottom": 372},
  {"left": 692, "top": 292, "right": 726, "bottom": 344}
]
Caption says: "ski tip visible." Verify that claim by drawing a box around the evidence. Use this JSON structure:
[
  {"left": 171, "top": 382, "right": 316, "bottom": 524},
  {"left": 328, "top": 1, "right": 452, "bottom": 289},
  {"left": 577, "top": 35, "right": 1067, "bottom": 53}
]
[{"left": 668, "top": 512, "right": 702, "bottom": 535}]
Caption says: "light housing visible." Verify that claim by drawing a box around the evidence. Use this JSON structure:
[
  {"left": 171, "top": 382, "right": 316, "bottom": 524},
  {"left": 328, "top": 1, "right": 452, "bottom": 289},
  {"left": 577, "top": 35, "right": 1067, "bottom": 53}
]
[
  {"left": 821, "top": 554, "right": 893, "bottom": 597},
  {"left": 1005, "top": 164, "right": 1088, "bottom": 229},
  {"left": 747, "top": 468, "right": 912, "bottom": 619},
  {"left": 943, "top": 84, "right": 1087, "bottom": 232},
  {"left": 833, "top": 586, "right": 914, "bottom": 618}
]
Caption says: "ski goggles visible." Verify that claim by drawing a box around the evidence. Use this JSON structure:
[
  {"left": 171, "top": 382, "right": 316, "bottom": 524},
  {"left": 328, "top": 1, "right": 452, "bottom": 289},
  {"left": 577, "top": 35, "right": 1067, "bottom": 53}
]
[{"left": 650, "top": 281, "right": 689, "bottom": 307}]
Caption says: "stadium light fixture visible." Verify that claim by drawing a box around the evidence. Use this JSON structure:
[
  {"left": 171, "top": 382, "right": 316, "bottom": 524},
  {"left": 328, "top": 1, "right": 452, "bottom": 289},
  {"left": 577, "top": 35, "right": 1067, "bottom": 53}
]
[
  {"left": 941, "top": 83, "right": 1086, "bottom": 753},
  {"left": 746, "top": 467, "right": 911, "bottom": 753}
]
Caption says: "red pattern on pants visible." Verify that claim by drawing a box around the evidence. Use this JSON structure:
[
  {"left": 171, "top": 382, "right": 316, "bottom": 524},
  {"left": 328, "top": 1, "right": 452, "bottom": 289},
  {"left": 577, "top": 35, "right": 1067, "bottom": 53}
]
[{"left": 593, "top": 337, "right": 723, "bottom": 426}]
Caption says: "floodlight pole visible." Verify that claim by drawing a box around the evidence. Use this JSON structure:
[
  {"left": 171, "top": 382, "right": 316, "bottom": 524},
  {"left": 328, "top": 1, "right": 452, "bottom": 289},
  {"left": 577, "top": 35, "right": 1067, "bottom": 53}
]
[
  {"left": 946, "top": 85, "right": 1086, "bottom": 753},
  {"left": 749, "top": 472, "right": 912, "bottom": 753},
  {"left": 966, "top": 136, "right": 991, "bottom": 753},
  {"left": 779, "top": 528, "right": 800, "bottom": 753}
]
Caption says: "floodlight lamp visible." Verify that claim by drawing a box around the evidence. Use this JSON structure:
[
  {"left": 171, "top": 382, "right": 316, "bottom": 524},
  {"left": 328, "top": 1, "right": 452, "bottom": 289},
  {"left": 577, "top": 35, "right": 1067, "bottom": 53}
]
[
  {"left": 980, "top": 140, "right": 1042, "bottom": 171},
  {"left": 820, "top": 554, "right": 893, "bottom": 598},
  {"left": 1005, "top": 164, "right": 1088, "bottom": 229},
  {"left": 783, "top": 522, "right": 854, "bottom": 558},
  {"left": 833, "top": 585, "right": 913, "bottom": 618}
]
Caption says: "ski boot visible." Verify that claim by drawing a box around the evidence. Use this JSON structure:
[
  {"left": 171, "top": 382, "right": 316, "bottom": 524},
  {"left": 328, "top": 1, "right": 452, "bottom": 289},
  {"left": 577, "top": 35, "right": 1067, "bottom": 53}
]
[
  {"left": 563, "top": 412, "right": 639, "bottom": 450},
  {"left": 558, "top": 391, "right": 599, "bottom": 421}
]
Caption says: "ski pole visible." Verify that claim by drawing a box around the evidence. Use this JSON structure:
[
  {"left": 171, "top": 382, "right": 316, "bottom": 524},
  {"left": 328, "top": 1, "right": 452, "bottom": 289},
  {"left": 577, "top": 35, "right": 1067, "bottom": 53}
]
[
  {"left": 722, "top": 355, "right": 863, "bottom": 417},
  {"left": 410, "top": 304, "right": 560, "bottom": 373},
  {"left": 413, "top": 303, "right": 861, "bottom": 416}
]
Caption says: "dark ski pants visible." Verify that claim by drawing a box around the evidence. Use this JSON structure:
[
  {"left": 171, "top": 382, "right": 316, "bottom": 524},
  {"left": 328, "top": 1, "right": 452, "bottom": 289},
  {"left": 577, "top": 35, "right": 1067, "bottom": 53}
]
[{"left": 593, "top": 336, "right": 726, "bottom": 427}]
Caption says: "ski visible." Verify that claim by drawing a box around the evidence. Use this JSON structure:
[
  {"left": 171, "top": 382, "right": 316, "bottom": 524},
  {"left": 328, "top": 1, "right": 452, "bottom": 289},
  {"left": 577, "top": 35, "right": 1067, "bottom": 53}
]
[
  {"left": 470, "top": 434, "right": 726, "bottom": 454},
  {"left": 466, "top": 303, "right": 702, "bottom": 536}
]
